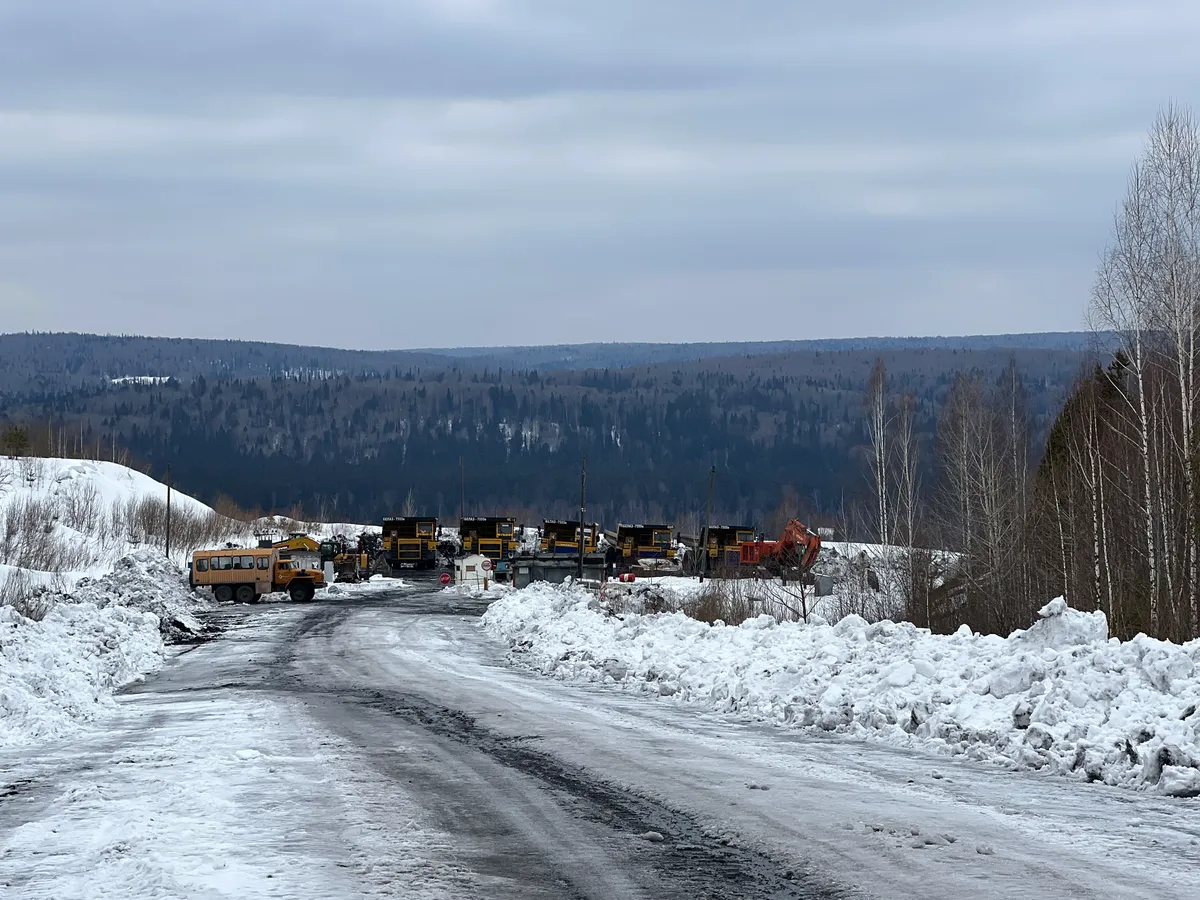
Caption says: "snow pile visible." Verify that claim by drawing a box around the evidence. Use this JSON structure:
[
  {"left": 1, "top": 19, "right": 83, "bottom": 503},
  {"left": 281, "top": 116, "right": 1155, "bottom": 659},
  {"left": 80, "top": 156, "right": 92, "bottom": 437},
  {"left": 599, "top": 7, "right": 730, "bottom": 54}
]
[
  {"left": 600, "top": 576, "right": 712, "bottom": 614},
  {"left": 442, "top": 581, "right": 512, "bottom": 601},
  {"left": 0, "top": 601, "right": 163, "bottom": 748},
  {"left": 0, "top": 550, "right": 218, "bottom": 748},
  {"left": 482, "top": 586, "right": 1200, "bottom": 797},
  {"left": 327, "top": 574, "right": 410, "bottom": 596},
  {"left": 58, "top": 549, "right": 213, "bottom": 641}
]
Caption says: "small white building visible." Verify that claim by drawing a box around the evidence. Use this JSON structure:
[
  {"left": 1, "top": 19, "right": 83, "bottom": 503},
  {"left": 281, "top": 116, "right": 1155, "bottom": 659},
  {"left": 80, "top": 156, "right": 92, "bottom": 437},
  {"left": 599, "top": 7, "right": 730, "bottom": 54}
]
[{"left": 454, "top": 553, "right": 492, "bottom": 587}]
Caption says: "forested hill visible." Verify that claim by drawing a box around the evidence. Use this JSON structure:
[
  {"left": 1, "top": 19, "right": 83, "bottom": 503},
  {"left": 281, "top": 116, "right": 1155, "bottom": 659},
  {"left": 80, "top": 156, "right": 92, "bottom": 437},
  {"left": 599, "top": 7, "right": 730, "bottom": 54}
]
[
  {"left": 0, "top": 331, "right": 1102, "bottom": 392},
  {"left": 415, "top": 333, "right": 1104, "bottom": 370},
  {"left": 0, "top": 332, "right": 1092, "bottom": 530}
]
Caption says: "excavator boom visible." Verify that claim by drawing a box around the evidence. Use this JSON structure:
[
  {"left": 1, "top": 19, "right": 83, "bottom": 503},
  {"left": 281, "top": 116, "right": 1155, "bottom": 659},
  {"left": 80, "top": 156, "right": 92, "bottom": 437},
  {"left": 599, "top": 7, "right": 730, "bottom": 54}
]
[{"left": 739, "top": 518, "right": 821, "bottom": 573}]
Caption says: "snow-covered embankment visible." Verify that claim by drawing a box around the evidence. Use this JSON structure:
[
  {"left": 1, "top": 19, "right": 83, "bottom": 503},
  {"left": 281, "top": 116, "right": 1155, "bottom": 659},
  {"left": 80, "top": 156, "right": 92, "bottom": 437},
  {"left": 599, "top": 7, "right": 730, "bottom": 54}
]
[
  {"left": 482, "top": 585, "right": 1200, "bottom": 797},
  {"left": 0, "top": 550, "right": 211, "bottom": 749}
]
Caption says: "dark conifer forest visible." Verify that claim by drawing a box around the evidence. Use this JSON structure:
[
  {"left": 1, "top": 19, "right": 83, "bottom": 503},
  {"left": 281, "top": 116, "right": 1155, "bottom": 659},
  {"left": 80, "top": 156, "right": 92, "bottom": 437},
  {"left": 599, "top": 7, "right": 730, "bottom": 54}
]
[{"left": 0, "top": 331, "right": 1090, "bottom": 530}]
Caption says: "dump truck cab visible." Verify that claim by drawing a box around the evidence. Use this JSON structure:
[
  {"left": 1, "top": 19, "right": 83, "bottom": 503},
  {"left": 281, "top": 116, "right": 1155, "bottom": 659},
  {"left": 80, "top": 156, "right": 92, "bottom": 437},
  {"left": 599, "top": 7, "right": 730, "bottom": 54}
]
[
  {"left": 704, "top": 525, "right": 756, "bottom": 570},
  {"left": 189, "top": 547, "right": 325, "bottom": 603},
  {"left": 459, "top": 516, "right": 518, "bottom": 573},
  {"left": 616, "top": 523, "right": 675, "bottom": 563},
  {"left": 382, "top": 515, "right": 439, "bottom": 570},
  {"left": 539, "top": 519, "right": 599, "bottom": 555}
]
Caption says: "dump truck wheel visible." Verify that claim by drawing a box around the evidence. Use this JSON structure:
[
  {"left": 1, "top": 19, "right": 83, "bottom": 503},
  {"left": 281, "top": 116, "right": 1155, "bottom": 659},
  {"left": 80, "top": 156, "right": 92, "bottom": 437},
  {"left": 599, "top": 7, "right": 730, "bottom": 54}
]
[
  {"left": 215, "top": 585, "right": 234, "bottom": 604},
  {"left": 290, "top": 582, "right": 315, "bottom": 603},
  {"left": 235, "top": 585, "right": 255, "bottom": 604}
]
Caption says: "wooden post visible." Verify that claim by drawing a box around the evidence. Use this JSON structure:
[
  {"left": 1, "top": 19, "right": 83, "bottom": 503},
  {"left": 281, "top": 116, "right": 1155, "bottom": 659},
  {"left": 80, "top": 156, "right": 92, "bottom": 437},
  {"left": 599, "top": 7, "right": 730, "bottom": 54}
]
[
  {"left": 165, "top": 464, "right": 172, "bottom": 559},
  {"left": 577, "top": 453, "right": 587, "bottom": 581},
  {"left": 701, "top": 465, "right": 715, "bottom": 582}
]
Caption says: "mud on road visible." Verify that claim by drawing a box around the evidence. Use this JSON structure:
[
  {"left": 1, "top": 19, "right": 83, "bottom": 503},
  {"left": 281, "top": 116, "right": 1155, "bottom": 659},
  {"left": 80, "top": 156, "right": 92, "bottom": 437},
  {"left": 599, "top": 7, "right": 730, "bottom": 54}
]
[{"left": 231, "top": 579, "right": 850, "bottom": 899}]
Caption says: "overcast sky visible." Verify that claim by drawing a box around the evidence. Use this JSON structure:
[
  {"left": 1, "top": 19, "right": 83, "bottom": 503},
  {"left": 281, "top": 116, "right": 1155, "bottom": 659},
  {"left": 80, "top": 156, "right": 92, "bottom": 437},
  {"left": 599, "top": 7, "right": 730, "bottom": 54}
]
[{"left": 1, "top": 1, "right": 1198, "bottom": 350}]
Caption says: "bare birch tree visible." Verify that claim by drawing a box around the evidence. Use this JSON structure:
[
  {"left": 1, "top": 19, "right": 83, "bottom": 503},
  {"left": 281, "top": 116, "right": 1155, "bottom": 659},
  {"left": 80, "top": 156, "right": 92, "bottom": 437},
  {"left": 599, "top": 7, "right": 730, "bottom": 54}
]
[
  {"left": 892, "top": 392, "right": 927, "bottom": 625},
  {"left": 1090, "top": 153, "right": 1164, "bottom": 634},
  {"left": 865, "top": 359, "right": 890, "bottom": 547},
  {"left": 1088, "top": 102, "right": 1200, "bottom": 638},
  {"left": 1144, "top": 104, "right": 1200, "bottom": 636}
]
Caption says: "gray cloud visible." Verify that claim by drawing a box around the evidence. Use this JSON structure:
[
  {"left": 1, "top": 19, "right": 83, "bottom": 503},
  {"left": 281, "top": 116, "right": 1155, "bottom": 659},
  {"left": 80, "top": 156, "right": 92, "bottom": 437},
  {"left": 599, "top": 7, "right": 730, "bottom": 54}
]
[{"left": 1, "top": 1, "right": 1199, "bottom": 349}]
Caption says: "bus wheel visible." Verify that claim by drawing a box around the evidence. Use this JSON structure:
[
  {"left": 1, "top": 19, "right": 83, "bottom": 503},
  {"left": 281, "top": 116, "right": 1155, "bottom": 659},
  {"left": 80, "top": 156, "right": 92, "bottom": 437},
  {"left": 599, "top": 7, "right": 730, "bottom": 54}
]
[
  {"left": 215, "top": 585, "right": 234, "bottom": 604},
  {"left": 235, "top": 585, "right": 256, "bottom": 604}
]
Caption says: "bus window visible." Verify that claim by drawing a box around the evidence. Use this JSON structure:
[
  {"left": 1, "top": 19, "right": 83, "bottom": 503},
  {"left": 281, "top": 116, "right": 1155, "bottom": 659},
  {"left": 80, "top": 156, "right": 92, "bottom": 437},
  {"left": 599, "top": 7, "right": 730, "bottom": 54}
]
[{"left": 195, "top": 558, "right": 209, "bottom": 572}]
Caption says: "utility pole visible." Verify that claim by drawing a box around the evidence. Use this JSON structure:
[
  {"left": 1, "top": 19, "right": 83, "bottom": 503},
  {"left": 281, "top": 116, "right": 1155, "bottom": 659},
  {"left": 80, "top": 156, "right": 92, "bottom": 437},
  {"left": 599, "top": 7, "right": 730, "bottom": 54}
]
[
  {"left": 701, "top": 465, "right": 715, "bottom": 581},
  {"left": 459, "top": 455, "right": 465, "bottom": 521},
  {"left": 577, "top": 453, "right": 587, "bottom": 580},
  {"left": 165, "top": 464, "right": 172, "bottom": 560}
]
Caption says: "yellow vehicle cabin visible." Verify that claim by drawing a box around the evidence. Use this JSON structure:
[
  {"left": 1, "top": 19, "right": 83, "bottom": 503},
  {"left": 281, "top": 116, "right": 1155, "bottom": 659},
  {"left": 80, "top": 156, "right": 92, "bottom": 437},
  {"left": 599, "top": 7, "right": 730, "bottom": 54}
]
[
  {"left": 381, "top": 516, "right": 439, "bottom": 570},
  {"left": 703, "top": 524, "right": 756, "bottom": 570},
  {"left": 459, "top": 516, "right": 518, "bottom": 561},
  {"left": 540, "top": 519, "right": 599, "bottom": 555},
  {"left": 616, "top": 523, "right": 675, "bottom": 563},
  {"left": 189, "top": 547, "right": 325, "bottom": 603}
]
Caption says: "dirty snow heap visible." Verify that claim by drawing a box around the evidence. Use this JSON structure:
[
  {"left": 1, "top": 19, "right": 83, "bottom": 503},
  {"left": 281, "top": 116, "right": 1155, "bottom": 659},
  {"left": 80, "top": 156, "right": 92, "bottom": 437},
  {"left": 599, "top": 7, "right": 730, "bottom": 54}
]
[
  {"left": 0, "top": 550, "right": 211, "bottom": 749},
  {"left": 481, "top": 585, "right": 1200, "bottom": 797}
]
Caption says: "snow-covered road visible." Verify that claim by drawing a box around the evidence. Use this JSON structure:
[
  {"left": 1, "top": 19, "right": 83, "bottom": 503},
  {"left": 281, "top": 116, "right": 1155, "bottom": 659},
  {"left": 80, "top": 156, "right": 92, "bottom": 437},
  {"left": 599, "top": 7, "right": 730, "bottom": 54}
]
[{"left": 2, "top": 581, "right": 1197, "bottom": 899}]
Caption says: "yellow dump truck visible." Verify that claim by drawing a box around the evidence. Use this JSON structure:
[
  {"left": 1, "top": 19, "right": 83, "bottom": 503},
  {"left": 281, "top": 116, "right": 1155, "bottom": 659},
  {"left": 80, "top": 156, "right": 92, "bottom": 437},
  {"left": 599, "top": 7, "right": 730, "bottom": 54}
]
[
  {"left": 540, "top": 519, "right": 600, "bottom": 555},
  {"left": 189, "top": 546, "right": 325, "bottom": 603},
  {"left": 381, "top": 516, "right": 439, "bottom": 570}
]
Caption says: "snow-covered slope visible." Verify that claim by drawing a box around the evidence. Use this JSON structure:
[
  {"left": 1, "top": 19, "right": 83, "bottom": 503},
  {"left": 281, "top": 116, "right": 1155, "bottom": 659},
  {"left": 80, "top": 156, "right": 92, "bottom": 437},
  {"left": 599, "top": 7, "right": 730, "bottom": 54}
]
[
  {"left": 0, "top": 456, "right": 250, "bottom": 594},
  {"left": 249, "top": 514, "right": 379, "bottom": 543},
  {"left": 482, "top": 585, "right": 1200, "bottom": 797}
]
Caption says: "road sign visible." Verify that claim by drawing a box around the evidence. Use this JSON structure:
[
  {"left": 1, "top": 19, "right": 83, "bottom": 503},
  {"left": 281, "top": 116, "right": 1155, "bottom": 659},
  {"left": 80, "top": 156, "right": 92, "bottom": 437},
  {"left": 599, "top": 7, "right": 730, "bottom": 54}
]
[
  {"left": 480, "top": 558, "right": 493, "bottom": 572},
  {"left": 440, "top": 572, "right": 452, "bottom": 585}
]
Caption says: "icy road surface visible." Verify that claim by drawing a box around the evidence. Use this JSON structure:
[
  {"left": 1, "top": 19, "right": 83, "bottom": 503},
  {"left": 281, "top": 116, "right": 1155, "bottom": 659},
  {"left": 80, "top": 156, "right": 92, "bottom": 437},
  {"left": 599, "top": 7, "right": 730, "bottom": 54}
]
[{"left": 2, "top": 581, "right": 1198, "bottom": 899}]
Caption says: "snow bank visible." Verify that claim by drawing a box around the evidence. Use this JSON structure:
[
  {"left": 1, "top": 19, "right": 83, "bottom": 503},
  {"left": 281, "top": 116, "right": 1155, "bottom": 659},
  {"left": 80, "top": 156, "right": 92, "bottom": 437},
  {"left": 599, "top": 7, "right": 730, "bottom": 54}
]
[
  {"left": 50, "top": 549, "right": 214, "bottom": 641},
  {"left": 0, "top": 551, "right": 214, "bottom": 748},
  {"left": 0, "top": 602, "right": 163, "bottom": 748},
  {"left": 482, "top": 586, "right": 1200, "bottom": 797},
  {"left": 327, "top": 574, "right": 410, "bottom": 596}
]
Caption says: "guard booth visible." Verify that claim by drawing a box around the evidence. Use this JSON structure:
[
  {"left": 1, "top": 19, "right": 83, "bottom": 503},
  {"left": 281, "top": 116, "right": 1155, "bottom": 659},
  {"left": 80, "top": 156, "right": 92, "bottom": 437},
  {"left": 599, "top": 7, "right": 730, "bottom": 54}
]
[
  {"left": 381, "top": 516, "right": 439, "bottom": 570},
  {"left": 701, "top": 525, "right": 756, "bottom": 573},
  {"left": 459, "top": 516, "right": 518, "bottom": 577},
  {"left": 454, "top": 553, "right": 492, "bottom": 588},
  {"left": 615, "top": 523, "right": 675, "bottom": 571},
  {"left": 539, "top": 519, "right": 600, "bottom": 555}
]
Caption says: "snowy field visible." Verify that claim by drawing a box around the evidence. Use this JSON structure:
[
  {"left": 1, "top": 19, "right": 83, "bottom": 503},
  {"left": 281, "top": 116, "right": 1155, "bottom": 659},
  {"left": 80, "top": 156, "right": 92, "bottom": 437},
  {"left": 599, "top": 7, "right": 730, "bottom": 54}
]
[{"left": 482, "top": 584, "right": 1200, "bottom": 798}]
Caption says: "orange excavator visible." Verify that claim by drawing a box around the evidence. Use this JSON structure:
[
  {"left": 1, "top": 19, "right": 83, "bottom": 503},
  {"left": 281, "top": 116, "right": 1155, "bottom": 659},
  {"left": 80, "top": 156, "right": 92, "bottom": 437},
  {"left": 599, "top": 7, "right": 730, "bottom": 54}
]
[{"left": 739, "top": 519, "right": 822, "bottom": 574}]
